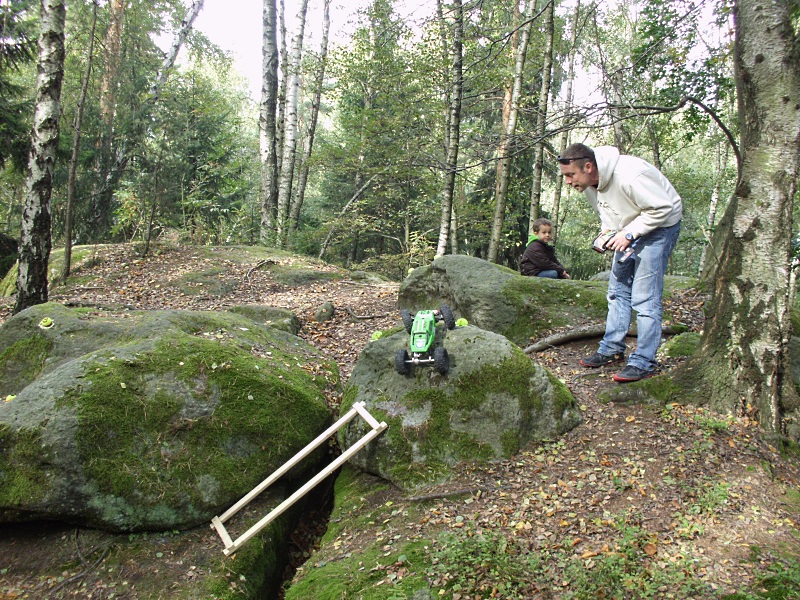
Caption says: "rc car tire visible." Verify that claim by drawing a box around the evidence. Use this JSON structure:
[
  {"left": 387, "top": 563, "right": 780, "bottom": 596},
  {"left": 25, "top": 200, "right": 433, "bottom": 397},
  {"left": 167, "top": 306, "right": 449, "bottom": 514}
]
[
  {"left": 395, "top": 349, "right": 411, "bottom": 375},
  {"left": 440, "top": 305, "right": 456, "bottom": 330},
  {"left": 433, "top": 347, "right": 450, "bottom": 374},
  {"left": 400, "top": 310, "right": 414, "bottom": 333}
]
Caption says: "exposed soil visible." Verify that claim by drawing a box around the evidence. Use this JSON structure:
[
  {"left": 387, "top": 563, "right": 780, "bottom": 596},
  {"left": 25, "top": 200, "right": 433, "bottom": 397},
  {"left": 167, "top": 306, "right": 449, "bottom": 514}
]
[{"left": 1, "top": 243, "right": 799, "bottom": 599}]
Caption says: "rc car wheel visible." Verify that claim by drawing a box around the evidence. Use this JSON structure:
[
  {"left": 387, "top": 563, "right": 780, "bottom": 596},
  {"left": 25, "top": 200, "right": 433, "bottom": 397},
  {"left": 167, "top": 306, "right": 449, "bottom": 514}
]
[
  {"left": 440, "top": 305, "right": 456, "bottom": 330},
  {"left": 433, "top": 347, "right": 450, "bottom": 374},
  {"left": 400, "top": 309, "right": 414, "bottom": 333},
  {"left": 395, "top": 349, "right": 411, "bottom": 375}
]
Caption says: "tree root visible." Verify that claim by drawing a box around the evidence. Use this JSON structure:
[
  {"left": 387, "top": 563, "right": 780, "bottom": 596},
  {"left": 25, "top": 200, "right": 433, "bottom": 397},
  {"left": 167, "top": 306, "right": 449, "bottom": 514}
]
[{"left": 524, "top": 324, "right": 685, "bottom": 354}]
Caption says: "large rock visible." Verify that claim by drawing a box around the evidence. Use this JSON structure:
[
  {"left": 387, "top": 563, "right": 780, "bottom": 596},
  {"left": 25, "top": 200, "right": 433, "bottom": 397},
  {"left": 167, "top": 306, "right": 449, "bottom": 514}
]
[
  {"left": 398, "top": 255, "right": 608, "bottom": 346},
  {"left": 0, "top": 303, "right": 337, "bottom": 532},
  {"left": 338, "top": 325, "right": 582, "bottom": 491}
]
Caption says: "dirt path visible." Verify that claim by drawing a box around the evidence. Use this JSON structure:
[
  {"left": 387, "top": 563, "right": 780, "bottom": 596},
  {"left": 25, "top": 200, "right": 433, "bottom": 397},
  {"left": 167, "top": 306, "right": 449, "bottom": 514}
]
[{"left": 1, "top": 243, "right": 799, "bottom": 599}]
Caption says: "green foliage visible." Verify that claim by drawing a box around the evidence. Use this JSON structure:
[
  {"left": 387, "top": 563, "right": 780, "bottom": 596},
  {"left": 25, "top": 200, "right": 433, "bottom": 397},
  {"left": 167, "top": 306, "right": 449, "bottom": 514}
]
[
  {"left": 0, "top": 0, "right": 36, "bottom": 171},
  {"left": 721, "top": 554, "right": 800, "bottom": 600}
]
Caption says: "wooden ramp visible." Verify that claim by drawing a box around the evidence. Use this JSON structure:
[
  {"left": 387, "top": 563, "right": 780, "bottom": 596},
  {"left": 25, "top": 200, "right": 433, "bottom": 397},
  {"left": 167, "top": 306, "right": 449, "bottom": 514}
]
[{"left": 210, "top": 401, "right": 387, "bottom": 555}]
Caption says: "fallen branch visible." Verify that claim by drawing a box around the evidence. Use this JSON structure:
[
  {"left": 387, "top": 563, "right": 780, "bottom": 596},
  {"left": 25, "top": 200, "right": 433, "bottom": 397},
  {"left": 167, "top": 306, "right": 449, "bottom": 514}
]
[
  {"left": 245, "top": 259, "right": 275, "bottom": 280},
  {"left": 524, "top": 324, "right": 686, "bottom": 354},
  {"left": 344, "top": 306, "right": 390, "bottom": 321},
  {"left": 405, "top": 486, "right": 486, "bottom": 503}
]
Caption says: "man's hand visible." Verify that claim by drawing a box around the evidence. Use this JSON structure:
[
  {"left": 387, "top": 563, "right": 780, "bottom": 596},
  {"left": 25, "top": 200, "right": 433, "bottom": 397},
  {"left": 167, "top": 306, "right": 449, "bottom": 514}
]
[
  {"left": 562, "top": 272, "right": 571, "bottom": 279},
  {"left": 606, "top": 231, "right": 632, "bottom": 252}
]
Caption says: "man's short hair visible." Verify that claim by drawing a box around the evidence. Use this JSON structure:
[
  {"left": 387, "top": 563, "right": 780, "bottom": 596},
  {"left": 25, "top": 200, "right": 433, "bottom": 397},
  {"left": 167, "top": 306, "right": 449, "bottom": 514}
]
[
  {"left": 532, "top": 217, "right": 553, "bottom": 233},
  {"left": 559, "top": 143, "right": 595, "bottom": 168}
]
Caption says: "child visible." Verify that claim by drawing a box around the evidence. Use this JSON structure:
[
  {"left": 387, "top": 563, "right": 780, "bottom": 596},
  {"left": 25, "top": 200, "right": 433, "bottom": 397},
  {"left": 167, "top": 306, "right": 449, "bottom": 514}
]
[{"left": 519, "top": 218, "right": 570, "bottom": 279}]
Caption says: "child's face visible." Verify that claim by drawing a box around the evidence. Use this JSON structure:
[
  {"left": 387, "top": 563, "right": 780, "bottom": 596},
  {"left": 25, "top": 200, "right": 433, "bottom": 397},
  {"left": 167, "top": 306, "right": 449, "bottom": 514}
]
[{"left": 536, "top": 225, "right": 553, "bottom": 243}]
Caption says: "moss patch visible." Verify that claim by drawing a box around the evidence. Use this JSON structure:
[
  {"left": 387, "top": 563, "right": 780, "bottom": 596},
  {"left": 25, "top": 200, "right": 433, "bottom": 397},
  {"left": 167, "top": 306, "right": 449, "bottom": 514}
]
[
  {"left": 0, "top": 334, "right": 53, "bottom": 396},
  {"left": 58, "top": 334, "right": 331, "bottom": 519},
  {"left": 0, "top": 425, "right": 49, "bottom": 506},
  {"left": 661, "top": 332, "right": 701, "bottom": 358}
]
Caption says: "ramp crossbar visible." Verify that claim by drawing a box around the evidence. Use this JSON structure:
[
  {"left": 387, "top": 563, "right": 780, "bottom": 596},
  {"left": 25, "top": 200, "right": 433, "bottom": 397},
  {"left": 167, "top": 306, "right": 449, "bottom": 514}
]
[{"left": 210, "top": 401, "right": 387, "bottom": 555}]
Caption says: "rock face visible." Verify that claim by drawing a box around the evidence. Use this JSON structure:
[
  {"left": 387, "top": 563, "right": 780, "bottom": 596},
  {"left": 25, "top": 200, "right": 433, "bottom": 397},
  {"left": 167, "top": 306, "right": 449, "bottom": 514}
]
[
  {"left": 338, "top": 325, "right": 582, "bottom": 491},
  {"left": 397, "top": 255, "right": 608, "bottom": 346},
  {"left": 0, "top": 303, "right": 337, "bottom": 532}
]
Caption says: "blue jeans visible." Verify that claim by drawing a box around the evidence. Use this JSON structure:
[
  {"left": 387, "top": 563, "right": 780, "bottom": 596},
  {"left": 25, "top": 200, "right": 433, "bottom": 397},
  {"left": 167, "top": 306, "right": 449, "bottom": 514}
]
[
  {"left": 537, "top": 270, "right": 559, "bottom": 279},
  {"left": 598, "top": 222, "right": 681, "bottom": 371}
]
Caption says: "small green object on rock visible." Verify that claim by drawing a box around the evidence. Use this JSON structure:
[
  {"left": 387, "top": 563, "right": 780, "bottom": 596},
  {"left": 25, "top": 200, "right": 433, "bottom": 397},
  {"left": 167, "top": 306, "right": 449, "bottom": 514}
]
[
  {"left": 456, "top": 318, "right": 468, "bottom": 327},
  {"left": 370, "top": 331, "right": 383, "bottom": 341},
  {"left": 38, "top": 317, "right": 54, "bottom": 329}
]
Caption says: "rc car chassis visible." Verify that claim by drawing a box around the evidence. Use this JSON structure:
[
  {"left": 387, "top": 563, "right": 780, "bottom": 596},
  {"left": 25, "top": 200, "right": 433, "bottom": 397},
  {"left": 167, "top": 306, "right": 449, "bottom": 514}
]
[{"left": 395, "top": 304, "right": 456, "bottom": 375}]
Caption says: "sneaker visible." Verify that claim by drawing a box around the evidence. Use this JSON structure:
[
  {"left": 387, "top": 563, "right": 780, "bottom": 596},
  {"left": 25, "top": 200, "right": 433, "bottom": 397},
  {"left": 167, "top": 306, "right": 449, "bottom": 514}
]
[
  {"left": 612, "top": 365, "right": 657, "bottom": 383},
  {"left": 580, "top": 351, "right": 625, "bottom": 368}
]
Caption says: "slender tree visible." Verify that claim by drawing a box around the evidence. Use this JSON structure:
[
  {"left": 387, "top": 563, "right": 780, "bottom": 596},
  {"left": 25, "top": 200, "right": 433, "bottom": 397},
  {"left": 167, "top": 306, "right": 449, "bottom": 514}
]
[
  {"left": 435, "top": 0, "right": 463, "bottom": 258},
  {"left": 62, "top": 0, "right": 98, "bottom": 280},
  {"left": 275, "top": 0, "right": 308, "bottom": 247},
  {"left": 259, "top": 0, "right": 279, "bottom": 244},
  {"left": 289, "top": 0, "right": 330, "bottom": 234},
  {"left": 486, "top": 8, "right": 532, "bottom": 263},
  {"left": 551, "top": 0, "right": 581, "bottom": 244},
  {"left": 528, "top": 0, "right": 555, "bottom": 230},
  {"left": 14, "top": 0, "right": 66, "bottom": 314}
]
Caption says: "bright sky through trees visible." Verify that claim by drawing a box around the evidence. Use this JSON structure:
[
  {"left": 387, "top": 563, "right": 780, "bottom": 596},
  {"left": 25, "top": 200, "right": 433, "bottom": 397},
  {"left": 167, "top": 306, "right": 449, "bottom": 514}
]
[{"left": 189, "top": 0, "right": 433, "bottom": 100}]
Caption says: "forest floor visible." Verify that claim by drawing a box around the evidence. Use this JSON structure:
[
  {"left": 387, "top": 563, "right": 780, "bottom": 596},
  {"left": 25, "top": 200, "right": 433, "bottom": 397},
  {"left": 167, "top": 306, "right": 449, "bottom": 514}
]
[{"left": 1, "top": 242, "right": 799, "bottom": 599}]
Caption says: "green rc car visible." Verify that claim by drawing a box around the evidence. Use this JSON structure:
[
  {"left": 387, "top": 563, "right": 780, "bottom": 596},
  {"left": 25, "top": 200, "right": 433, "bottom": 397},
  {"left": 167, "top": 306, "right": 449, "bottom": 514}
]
[{"left": 395, "top": 305, "right": 456, "bottom": 375}]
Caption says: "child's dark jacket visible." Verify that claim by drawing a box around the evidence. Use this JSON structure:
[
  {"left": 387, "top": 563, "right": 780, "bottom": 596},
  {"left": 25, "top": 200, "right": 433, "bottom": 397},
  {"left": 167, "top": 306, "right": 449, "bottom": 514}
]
[{"left": 520, "top": 238, "right": 566, "bottom": 277}]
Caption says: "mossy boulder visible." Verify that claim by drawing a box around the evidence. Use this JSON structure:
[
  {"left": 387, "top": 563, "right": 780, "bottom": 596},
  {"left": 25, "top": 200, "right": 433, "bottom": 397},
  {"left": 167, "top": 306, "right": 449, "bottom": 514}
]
[
  {"left": 338, "top": 325, "right": 581, "bottom": 491},
  {"left": 397, "top": 255, "right": 608, "bottom": 346},
  {"left": 0, "top": 303, "right": 338, "bottom": 532}
]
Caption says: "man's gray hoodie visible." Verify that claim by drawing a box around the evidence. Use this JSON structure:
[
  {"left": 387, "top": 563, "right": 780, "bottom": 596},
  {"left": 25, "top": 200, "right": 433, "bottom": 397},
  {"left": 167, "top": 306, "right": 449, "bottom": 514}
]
[{"left": 584, "top": 146, "right": 682, "bottom": 238}]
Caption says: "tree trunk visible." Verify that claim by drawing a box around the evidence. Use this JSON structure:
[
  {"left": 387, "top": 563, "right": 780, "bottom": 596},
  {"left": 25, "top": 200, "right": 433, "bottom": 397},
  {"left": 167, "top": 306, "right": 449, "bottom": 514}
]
[
  {"left": 275, "top": 0, "right": 308, "bottom": 247},
  {"left": 528, "top": 0, "right": 555, "bottom": 232},
  {"left": 275, "top": 0, "right": 288, "bottom": 172},
  {"left": 289, "top": 0, "right": 330, "bottom": 234},
  {"left": 14, "top": 0, "right": 66, "bottom": 314},
  {"left": 259, "top": 0, "right": 279, "bottom": 245},
  {"left": 487, "top": 10, "right": 533, "bottom": 263},
  {"left": 62, "top": 0, "right": 97, "bottom": 280},
  {"left": 698, "top": 142, "right": 728, "bottom": 277},
  {"left": 92, "top": 0, "right": 125, "bottom": 237},
  {"left": 435, "top": 0, "right": 463, "bottom": 258},
  {"left": 551, "top": 0, "right": 580, "bottom": 244},
  {"left": 681, "top": 0, "right": 800, "bottom": 439},
  {"left": 493, "top": 1, "right": 519, "bottom": 234},
  {"left": 150, "top": 0, "right": 205, "bottom": 102}
]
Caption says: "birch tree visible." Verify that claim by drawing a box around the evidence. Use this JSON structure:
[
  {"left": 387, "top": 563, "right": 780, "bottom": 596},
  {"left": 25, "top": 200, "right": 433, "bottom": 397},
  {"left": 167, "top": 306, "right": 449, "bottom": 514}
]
[
  {"left": 486, "top": 8, "right": 533, "bottom": 263},
  {"left": 14, "top": 0, "right": 66, "bottom": 314},
  {"left": 675, "top": 0, "right": 800, "bottom": 439},
  {"left": 527, "top": 0, "right": 555, "bottom": 230},
  {"left": 62, "top": 0, "right": 98, "bottom": 280},
  {"left": 275, "top": 0, "right": 308, "bottom": 247},
  {"left": 259, "top": 0, "right": 279, "bottom": 244},
  {"left": 435, "top": 0, "right": 463, "bottom": 258},
  {"left": 289, "top": 0, "right": 330, "bottom": 234}
]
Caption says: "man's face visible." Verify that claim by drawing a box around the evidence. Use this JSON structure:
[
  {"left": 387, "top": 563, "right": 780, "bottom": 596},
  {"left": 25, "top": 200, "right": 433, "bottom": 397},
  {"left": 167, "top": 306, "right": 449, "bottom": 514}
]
[{"left": 559, "top": 160, "right": 598, "bottom": 192}]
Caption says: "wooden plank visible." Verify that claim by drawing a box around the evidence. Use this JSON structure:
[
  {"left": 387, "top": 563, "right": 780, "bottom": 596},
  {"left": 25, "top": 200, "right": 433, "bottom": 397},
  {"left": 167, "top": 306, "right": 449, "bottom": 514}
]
[
  {"left": 224, "top": 423, "right": 387, "bottom": 555},
  {"left": 215, "top": 403, "right": 363, "bottom": 524}
]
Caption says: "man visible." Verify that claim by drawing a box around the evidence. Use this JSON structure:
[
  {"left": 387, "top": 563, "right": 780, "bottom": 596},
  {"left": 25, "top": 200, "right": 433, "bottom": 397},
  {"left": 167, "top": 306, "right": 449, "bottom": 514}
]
[{"left": 558, "top": 143, "right": 682, "bottom": 382}]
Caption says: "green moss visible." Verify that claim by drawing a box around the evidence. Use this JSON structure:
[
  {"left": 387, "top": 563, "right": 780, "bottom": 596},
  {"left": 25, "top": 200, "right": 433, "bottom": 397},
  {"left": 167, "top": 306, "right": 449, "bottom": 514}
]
[
  {"left": 176, "top": 268, "right": 237, "bottom": 296},
  {"left": 0, "top": 334, "right": 53, "bottom": 396},
  {"left": 56, "top": 333, "right": 331, "bottom": 522},
  {"left": 285, "top": 472, "right": 432, "bottom": 600},
  {"left": 270, "top": 265, "right": 342, "bottom": 286},
  {"left": 599, "top": 373, "right": 683, "bottom": 405},
  {"left": 0, "top": 425, "right": 49, "bottom": 505},
  {"left": 661, "top": 332, "right": 701, "bottom": 358},
  {"left": 500, "top": 278, "right": 608, "bottom": 342}
]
